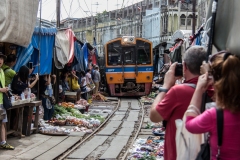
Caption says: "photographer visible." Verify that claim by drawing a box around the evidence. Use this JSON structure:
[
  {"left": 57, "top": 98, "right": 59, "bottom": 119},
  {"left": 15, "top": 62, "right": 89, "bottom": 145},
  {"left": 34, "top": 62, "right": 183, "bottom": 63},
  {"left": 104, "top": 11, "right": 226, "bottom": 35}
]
[
  {"left": 149, "top": 46, "right": 206, "bottom": 160},
  {"left": 11, "top": 65, "right": 39, "bottom": 96}
]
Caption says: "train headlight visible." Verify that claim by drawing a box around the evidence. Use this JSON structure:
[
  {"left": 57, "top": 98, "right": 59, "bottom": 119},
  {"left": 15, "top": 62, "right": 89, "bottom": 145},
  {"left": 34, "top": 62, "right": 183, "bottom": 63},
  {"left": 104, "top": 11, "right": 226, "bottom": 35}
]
[
  {"left": 147, "top": 76, "right": 150, "bottom": 80},
  {"left": 110, "top": 77, "right": 113, "bottom": 80},
  {"left": 121, "top": 36, "right": 136, "bottom": 44}
]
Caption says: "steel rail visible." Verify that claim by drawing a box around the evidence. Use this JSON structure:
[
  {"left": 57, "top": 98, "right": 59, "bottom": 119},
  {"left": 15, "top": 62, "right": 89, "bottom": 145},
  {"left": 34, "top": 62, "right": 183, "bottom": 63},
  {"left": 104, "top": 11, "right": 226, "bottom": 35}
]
[
  {"left": 53, "top": 99, "right": 121, "bottom": 160},
  {"left": 121, "top": 99, "right": 145, "bottom": 160}
]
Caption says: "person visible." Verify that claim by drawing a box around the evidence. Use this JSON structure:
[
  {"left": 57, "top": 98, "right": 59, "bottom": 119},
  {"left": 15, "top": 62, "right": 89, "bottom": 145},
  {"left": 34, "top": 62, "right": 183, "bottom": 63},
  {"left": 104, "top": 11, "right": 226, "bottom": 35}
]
[
  {"left": 91, "top": 64, "right": 96, "bottom": 80},
  {"left": 1, "top": 54, "right": 17, "bottom": 86},
  {"left": 185, "top": 52, "right": 240, "bottom": 160},
  {"left": 93, "top": 66, "right": 100, "bottom": 94},
  {"left": 68, "top": 70, "right": 81, "bottom": 101},
  {"left": 80, "top": 70, "right": 87, "bottom": 100},
  {"left": 86, "top": 69, "right": 93, "bottom": 86},
  {"left": 11, "top": 65, "right": 39, "bottom": 96},
  {"left": 0, "top": 52, "right": 14, "bottom": 150},
  {"left": 149, "top": 46, "right": 207, "bottom": 160},
  {"left": 10, "top": 65, "right": 39, "bottom": 136},
  {"left": 61, "top": 71, "right": 70, "bottom": 93},
  {"left": 39, "top": 74, "right": 56, "bottom": 120}
]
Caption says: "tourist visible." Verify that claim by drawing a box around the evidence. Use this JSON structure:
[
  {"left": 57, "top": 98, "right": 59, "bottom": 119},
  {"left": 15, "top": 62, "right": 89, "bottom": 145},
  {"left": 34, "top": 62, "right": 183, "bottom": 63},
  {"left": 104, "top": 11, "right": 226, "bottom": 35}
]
[
  {"left": 0, "top": 52, "right": 14, "bottom": 150},
  {"left": 150, "top": 46, "right": 207, "bottom": 160}
]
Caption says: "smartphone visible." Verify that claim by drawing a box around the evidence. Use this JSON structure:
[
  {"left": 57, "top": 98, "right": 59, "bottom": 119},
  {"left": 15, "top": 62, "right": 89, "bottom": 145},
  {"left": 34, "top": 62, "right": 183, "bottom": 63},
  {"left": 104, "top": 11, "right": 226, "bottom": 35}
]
[
  {"left": 175, "top": 63, "right": 183, "bottom": 77},
  {"left": 28, "top": 62, "right": 33, "bottom": 69}
]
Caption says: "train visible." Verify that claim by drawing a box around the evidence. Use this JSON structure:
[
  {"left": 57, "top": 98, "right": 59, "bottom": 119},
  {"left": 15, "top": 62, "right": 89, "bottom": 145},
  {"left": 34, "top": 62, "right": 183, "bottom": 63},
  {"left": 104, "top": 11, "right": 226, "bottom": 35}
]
[{"left": 102, "top": 36, "right": 154, "bottom": 96}]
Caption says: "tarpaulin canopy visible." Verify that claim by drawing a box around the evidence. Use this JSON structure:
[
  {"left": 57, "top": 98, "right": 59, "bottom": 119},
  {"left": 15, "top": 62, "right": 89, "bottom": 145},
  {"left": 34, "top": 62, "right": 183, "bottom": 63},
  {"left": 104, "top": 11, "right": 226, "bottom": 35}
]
[
  {"left": 82, "top": 43, "right": 89, "bottom": 70},
  {"left": 73, "top": 41, "right": 85, "bottom": 71},
  {"left": 0, "top": 0, "right": 39, "bottom": 47},
  {"left": 54, "top": 29, "right": 75, "bottom": 69},
  {"left": 207, "top": 0, "right": 240, "bottom": 55},
  {"left": 13, "top": 27, "right": 57, "bottom": 75}
]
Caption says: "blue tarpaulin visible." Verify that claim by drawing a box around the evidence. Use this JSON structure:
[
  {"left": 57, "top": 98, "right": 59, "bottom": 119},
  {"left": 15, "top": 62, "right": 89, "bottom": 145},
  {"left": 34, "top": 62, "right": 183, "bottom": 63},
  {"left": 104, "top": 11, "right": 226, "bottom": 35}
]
[
  {"left": 73, "top": 41, "right": 85, "bottom": 71},
  {"left": 13, "top": 27, "right": 57, "bottom": 75},
  {"left": 82, "top": 43, "right": 88, "bottom": 71}
]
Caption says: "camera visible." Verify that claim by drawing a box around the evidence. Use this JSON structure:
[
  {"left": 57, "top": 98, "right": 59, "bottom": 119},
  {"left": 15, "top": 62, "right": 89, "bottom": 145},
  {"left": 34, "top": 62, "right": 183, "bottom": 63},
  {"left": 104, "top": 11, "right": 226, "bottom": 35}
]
[{"left": 175, "top": 63, "right": 183, "bottom": 76}]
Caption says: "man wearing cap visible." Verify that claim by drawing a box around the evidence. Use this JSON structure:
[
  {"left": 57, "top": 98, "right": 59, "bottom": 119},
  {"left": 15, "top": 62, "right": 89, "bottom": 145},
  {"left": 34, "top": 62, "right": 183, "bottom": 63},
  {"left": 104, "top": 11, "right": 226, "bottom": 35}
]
[
  {"left": 1, "top": 54, "right": 17, "bottom": 86},
  {"left": 0, "top": 52, "right": 14, "bottom": 150}
]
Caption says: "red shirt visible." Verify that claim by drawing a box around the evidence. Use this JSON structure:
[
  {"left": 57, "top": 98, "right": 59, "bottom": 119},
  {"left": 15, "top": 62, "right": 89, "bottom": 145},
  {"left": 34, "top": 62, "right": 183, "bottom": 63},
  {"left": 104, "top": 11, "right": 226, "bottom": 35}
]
[{"left": 156, "top": 77, "right": 198, "bottom": 160}]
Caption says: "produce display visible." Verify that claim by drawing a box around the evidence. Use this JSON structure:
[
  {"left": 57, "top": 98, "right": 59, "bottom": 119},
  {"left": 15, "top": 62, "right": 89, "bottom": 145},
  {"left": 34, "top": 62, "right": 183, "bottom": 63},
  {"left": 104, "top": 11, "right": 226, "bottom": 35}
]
[
  {"left": 11, "top": 93, "right": 36, "bottom": 106},
  {"left": 76, "top": 99, "right": 89, "bottom": 106},
  {"left": 128, "top": 136, "right": 164, "bottom": 160},
  {"left": 92, "top": 93, "right": 107, "bottom": 101},
  {"left": 39, "top": 119, "right": 70, "bottom": 135},
  {"left": 52, "top": 104, "right": 105, "bottom": 129},
  {"left": 60, "top": 102, "right": 75, "bottom": 108}
]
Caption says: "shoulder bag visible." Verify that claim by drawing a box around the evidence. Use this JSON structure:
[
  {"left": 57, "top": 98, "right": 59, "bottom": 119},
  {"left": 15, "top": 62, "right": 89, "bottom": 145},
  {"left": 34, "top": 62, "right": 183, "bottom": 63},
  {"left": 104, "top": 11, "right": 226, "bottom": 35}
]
[
  {"left": 0, "top": 81, "right": 12, "bottom": 110},
  {"left": 195, "top": 108, "right": 223, "bottom": 160}
]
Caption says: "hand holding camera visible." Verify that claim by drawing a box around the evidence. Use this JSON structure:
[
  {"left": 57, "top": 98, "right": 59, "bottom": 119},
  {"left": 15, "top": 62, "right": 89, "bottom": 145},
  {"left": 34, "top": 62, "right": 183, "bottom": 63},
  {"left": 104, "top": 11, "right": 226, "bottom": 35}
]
[
  {"left": 35, "top": 73, "right": 39, "bottom": 80},
  {"left": 200, "top": 61, "right": 210, "bottom": 75},
  {"left": 175, "top": 63, "right": 183, "bottom": 77},
  {"left": 163, "top": 62, "right": 182, "bottom": 89}
]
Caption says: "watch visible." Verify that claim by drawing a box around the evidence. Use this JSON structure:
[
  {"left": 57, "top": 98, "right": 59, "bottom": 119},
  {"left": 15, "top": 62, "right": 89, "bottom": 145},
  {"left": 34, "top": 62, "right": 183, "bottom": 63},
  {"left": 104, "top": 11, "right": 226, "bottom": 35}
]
[{"left": 158, "top": 87, "right": 169, "bottom": 93}]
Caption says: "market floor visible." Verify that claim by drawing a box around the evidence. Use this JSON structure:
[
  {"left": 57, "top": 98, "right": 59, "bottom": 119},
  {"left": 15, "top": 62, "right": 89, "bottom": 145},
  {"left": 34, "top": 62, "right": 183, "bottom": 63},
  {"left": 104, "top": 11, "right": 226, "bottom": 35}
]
[{"left": 0, "top": 131, "right": 84, "bottom": 160}]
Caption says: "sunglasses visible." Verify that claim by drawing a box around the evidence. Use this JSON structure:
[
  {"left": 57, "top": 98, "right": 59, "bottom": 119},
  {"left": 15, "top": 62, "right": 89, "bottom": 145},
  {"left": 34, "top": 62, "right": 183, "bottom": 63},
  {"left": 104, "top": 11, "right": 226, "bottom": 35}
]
[
  {"left": 208, "top": 50, "right": 232, "bottom": 65},
  {"left": 208, "top": 51, "right": 233, "bottom": 80}
]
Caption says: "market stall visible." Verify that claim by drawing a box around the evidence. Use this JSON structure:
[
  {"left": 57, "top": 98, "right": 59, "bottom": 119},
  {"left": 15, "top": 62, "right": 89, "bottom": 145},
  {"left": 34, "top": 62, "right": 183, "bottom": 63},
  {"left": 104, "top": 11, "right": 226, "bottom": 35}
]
[
  {"left": 6, "top": 100, "right": 41, "bottom": 138},
  {"left": 38, "top": 100, "right": 105, "bottom": 135}
]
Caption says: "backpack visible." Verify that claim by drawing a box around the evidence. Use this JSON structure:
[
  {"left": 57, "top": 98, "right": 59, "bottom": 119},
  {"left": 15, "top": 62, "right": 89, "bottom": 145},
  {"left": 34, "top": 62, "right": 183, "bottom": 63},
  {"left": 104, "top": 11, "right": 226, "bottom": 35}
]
[
  {"left": 175, "top": 113, "right": 204, "bottom": 160},
  {"left": 175, "top": 83, "right": 213, "bottom": 160},
  {"left": 91, "top": 70, "right": 96, "bottom": 80}
]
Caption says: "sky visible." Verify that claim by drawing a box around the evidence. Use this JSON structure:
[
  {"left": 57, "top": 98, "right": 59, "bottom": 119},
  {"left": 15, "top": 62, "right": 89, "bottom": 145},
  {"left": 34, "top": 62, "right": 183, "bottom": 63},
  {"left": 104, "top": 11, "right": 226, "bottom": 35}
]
[{"left": 38, "top": 0, "right": 143, "bottom": 21}]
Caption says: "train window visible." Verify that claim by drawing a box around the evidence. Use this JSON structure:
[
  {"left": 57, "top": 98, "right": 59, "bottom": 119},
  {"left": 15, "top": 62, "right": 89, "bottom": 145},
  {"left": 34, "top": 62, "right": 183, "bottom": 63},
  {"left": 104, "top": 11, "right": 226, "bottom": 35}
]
[
  {"left": 123, "top": 47, "right": 135, "bottom": 65},
  {"left": 137, "top": 48, "right": 151, "bottom": 64},
  {"left": 108, "top": 52, "right": 121, "bottom": 65},
  {"left": 107, "top": 41, "right": 122, "bottom": 65}
]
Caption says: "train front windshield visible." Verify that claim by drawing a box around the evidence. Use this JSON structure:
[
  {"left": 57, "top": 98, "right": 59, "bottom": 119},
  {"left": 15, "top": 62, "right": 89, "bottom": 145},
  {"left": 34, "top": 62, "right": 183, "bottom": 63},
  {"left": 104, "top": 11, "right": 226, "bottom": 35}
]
[{"left": 107, "top": 40, "right": 151, "bottom": 65}]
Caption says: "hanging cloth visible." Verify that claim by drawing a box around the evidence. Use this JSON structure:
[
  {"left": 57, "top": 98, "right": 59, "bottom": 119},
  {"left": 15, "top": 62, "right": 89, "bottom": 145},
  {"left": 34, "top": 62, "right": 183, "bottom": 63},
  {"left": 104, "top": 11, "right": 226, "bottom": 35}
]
[{"left": 0, "top": 0, "right": 39, "bottom": 47}]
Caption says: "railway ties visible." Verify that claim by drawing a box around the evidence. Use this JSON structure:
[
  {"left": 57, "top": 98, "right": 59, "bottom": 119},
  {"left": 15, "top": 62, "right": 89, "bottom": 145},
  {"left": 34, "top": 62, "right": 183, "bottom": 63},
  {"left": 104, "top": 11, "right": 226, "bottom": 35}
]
[{"left": 66, "top": 98, "right": 143, "bottom": 160}]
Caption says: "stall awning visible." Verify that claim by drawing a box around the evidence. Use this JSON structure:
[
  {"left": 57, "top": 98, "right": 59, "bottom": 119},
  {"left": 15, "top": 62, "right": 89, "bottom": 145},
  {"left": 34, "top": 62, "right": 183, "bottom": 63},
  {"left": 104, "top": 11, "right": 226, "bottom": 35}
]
[
  {"left": 14, "top": 27, "right": 57, "bottom": 75},
  {"left": 0, "top": 0, "right": 39, "bottom": 47}
]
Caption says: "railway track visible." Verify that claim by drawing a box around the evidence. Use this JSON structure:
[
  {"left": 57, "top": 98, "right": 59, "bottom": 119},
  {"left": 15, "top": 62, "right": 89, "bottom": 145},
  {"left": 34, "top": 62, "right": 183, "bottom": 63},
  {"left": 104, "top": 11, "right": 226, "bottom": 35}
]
[
  {"left": 56, "top": 98, "right": 145, "bottom": 160},
  {"left": 2, "top": 98, "right": 149, "bottom": 160}
]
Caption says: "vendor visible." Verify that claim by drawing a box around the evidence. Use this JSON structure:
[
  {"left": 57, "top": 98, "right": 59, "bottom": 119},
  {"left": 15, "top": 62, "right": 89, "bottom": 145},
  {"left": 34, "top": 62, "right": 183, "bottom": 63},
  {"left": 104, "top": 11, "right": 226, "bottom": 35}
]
[
  {"left": 1, "top": 54, "right": 17, "bottom": 87},
  {"left": 68, "top": 70, "right": 81, "bottom": 101},
  {"left": 39, "top": 74, "right": 56, "bottom": 120},
  {"left": 80, "top": 70, "right": 87, "bottom": 100}
]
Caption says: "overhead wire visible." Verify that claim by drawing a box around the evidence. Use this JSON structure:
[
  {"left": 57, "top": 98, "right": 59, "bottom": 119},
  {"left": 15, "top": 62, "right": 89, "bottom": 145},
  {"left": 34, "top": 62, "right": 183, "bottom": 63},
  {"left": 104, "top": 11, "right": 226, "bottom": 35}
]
[
  {"left": 69, "top": 0, "right": 73, "bottom": 17},
  {"left": 77, "top": 0, "right": 90, "bottom": 17},
  {"left": 61, "top": 1, "right": 70, "bottom": 18},
  {"left": 47, "top": 10, "right": 56, "bottom": 20},
  {"left": 83, "top": 0, "right": 92, "bottom": 16}
]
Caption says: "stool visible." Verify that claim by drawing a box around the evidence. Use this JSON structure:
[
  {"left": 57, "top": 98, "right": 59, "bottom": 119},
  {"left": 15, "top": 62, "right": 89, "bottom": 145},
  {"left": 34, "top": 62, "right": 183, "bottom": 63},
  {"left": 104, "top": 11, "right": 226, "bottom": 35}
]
[{"left": 65, "top": 91, "right": 78, "bottom": 102}]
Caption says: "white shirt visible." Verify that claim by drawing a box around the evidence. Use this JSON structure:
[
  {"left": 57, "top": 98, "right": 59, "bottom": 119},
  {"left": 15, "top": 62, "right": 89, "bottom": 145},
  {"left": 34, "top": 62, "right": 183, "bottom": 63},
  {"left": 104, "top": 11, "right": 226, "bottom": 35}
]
[{"left": 86, "top": 73, "right": 91, "bottom": 84}]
